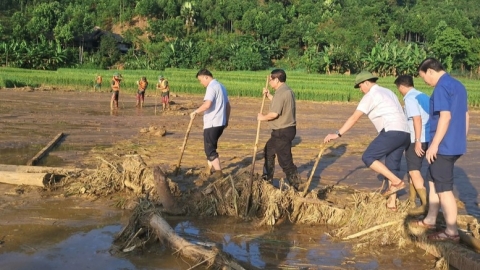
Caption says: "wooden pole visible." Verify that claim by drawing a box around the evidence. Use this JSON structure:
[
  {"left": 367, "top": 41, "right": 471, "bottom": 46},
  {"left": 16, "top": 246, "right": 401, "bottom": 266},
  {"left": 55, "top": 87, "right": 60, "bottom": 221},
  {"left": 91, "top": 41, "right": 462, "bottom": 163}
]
[
  {"left": 27, "top": 132, "right": 64, "bottom": 166},
  {"left": 245, "top": 76, "right": 269, "bottom": 215},
  {"left": 0, "top": 164, "right": 90, "bottom": 174},
  {"left": 174, "top": 116, "right": 195, "bottom": 175},
  {"left": 0, "top": 171, "right": 51, "bottom": 187},
  {"left": 300, "top": 143, "right": 327, "bottom": 197},
  {"left": 155, "top": 87, "right": 158, "bottom": 115}
]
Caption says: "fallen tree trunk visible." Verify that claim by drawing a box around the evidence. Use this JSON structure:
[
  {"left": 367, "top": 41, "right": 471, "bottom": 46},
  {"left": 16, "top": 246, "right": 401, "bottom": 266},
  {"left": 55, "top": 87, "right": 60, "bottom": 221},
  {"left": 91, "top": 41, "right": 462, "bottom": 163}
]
[
  {"left": 149, "top": 214, "right": 246, "bottom": 269},
  {"left": 153, "top": 166, "right": 185, "bottom": 215},
  {"left": 0, "top": 164, "right": 92, "bottom": 187},
  {"left": 415, "top": 241, "right": 480, "bottom": 270},
  {"left": 0, "top": 171, "right": 53, "bottom": 187},
  {"left": 0, "top": 164, "right": 90, "bottom": 174}
]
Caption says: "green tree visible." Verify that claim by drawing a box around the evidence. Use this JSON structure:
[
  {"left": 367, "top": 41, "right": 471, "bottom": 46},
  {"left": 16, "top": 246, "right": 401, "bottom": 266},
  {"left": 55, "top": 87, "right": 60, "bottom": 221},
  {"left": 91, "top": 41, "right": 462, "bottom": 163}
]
[{"left": 431, "top": 24, "right": 470, "bottom": 72}]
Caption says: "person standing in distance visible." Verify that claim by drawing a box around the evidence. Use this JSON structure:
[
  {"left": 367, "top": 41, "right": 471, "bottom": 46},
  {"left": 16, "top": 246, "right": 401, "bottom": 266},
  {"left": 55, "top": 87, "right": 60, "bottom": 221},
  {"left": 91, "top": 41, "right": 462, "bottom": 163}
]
[
  {"left": 94, "top": 74, "right": 102, "bottom": 92},
  {"left": 410, "top": 58, "right": 469, "bottom": 242},
  {"left": 258, "top": 69, "right": 303, "bottom": 190},
  {"left": 394, "top": 75, "right": 430, "bottom": 215},
  {"left": 190, "top": 69, "right": 231, "bottom": 180},
  {"left": 157, "top": 75, "right": 170, "bottom": 111},
  {"left": 136, "top": 76, "right": 148, "bottom": 108},
  {"left": 324, "top": 71, "right": 410, "bottom": 210},
  {"left": 110, "top": 72, "right": 122, "bottom": 110}
]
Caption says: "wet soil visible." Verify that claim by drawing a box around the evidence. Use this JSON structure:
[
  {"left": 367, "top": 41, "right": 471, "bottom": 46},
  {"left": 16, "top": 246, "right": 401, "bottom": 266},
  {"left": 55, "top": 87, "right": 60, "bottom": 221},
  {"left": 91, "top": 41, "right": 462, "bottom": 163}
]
[{"left": 1, "top": 88, "right": 479, "bottom": 269}]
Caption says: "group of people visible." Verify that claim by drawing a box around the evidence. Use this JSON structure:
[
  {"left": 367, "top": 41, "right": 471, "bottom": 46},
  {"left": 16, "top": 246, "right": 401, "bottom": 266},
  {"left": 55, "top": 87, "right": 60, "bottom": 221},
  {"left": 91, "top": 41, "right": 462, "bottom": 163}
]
[
  {"left": 93, "top": 73, "right": 171, "bottom": 111},
  {"left": 190, "top": 58, "right": 469, "bottom": 243},
  {"left": 325, "top": 57, "right": 468, "bottom": 243}
]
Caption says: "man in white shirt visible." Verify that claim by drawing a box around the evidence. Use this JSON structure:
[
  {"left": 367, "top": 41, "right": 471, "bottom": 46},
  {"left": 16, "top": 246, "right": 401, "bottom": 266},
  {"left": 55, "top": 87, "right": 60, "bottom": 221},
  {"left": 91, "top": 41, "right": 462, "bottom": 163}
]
[
  {"left": 324, "top": 71, "right": 410, "bottom": 211},
  {"left": 190, "top": 69, "right": 231, "bottom": 180}
]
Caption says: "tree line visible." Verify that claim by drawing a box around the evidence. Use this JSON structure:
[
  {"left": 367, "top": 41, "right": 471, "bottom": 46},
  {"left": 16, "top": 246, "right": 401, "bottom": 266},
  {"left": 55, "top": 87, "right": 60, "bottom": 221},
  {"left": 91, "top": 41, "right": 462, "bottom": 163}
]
[{"left": 0, "top": 0, "right": 479, "bottom": 76}]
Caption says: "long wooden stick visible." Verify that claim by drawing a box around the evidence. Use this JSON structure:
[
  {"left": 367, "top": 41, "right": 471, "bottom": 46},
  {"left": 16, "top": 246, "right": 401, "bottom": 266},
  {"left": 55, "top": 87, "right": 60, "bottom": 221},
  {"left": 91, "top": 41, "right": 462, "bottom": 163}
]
[
  {"left": 301, "top": 143, "right": 327, "bottom": 197},
  {"left": 245, "top": 76, "right": 269, "bottom": 215},
  {"left": 155, "top": 88, "right": 158, "bottom": 115},
  {"left": 343, "top": 220, "right": 401, "bottom": 240},
  {"left": 175, "top": 116, "right": 195, "bottom": 175}
]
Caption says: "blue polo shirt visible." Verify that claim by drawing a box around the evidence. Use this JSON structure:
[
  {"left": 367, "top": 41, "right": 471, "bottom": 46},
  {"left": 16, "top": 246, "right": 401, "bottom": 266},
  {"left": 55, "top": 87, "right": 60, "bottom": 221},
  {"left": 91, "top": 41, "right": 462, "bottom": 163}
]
[{"left": 430, "top": 73, "right": 468, "bottom": 155}]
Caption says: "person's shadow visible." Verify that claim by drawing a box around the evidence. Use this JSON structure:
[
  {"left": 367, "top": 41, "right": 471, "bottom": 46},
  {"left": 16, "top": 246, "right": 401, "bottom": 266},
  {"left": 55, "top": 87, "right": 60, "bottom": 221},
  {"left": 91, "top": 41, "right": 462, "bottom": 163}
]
[
  {"left": 297, "top": 143, "right": 348, "bottom": 189},
  {"left": 453, "top": 166, "right": 480, "bottom": 217}
]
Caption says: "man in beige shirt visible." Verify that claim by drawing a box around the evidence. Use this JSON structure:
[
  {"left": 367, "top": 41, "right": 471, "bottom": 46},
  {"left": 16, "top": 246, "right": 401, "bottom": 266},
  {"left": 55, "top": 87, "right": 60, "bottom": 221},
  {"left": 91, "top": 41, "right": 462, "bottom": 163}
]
[{"left": 257, "top": 69, "right": 302, "bottom": 190}]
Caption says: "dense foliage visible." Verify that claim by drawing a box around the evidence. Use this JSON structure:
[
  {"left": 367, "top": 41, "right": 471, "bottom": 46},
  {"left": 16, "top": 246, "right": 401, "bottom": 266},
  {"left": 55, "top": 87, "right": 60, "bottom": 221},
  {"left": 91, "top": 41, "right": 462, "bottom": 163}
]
[{"left": 0, "top": 0, "right": 479, "bottom": 75}]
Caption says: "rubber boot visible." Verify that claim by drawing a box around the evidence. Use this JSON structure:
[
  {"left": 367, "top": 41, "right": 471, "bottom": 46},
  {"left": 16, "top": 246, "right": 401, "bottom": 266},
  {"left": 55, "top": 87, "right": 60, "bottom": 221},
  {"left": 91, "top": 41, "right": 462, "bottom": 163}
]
[
  {"left": 204, "top": 163, "right": 213, "bottom": 176},
  {"left": 208, "top": 170, "right": 223, "bottom": 181},
  {"left": 408, "top": 188, "right": 428, "bottom": 215},
  {"left": 408, "top": 182, "right": 417, "bottom": 204},
  {"left": 286, "top": 168, "right": 302, "bottom": 191},
  {"left": 262, "top": 158, "right": 275, "bottom": 181}
]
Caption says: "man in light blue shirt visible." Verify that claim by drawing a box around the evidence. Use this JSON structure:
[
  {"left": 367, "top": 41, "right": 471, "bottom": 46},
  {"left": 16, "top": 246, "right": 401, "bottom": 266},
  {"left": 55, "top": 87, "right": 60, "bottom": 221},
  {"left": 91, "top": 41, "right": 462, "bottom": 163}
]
[
  {"left": 191, "top": 69, "right": 231, "bottom": 180},
  {"left": 395, "top": 75, "right": 430, "bottom": 215}
]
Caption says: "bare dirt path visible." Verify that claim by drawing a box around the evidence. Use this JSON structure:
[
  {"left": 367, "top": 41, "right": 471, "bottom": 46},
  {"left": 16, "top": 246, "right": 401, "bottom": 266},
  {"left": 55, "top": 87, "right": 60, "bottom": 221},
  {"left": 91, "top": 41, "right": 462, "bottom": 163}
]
[{"left": 1, "top": 88, "right": 479, "bottom": 269}]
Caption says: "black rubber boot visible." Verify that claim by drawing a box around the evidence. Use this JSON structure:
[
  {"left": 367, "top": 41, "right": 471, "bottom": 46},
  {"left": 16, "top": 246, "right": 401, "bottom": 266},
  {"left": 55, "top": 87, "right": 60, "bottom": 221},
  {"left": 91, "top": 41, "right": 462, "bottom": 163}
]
[
  {"left": 262, "top": 158, "right": 275, "bottom": 181},
  {"left": 286, "top": 168, "right": 302, "bottom": 191}
]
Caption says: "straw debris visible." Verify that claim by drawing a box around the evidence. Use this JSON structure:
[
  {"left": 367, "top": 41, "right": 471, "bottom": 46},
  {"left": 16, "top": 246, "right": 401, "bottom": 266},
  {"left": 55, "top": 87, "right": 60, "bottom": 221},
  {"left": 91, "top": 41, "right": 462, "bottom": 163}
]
[{"left": 56, "top": 155, "right": 480, "bottom": 268}]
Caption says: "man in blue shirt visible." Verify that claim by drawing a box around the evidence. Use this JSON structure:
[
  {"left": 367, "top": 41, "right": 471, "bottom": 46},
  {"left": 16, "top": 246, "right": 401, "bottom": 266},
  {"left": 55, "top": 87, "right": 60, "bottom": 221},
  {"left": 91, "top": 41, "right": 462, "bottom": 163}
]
[
  {"left": 394, "top": 75, "right": 430, "bottom": 215},
  {"left": 411, "top": 58, "right": 469, "bottom": 242}
]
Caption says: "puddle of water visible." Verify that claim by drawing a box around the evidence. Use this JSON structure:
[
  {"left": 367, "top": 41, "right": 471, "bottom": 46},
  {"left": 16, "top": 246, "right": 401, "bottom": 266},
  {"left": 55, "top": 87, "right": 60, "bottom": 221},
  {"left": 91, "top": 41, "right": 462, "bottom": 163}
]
[
  {"left": 0, "top": 216, "right": 434, "bottom": 270},
  {"left": 0, "top": 145, "right": 43, "bottom": 165}
]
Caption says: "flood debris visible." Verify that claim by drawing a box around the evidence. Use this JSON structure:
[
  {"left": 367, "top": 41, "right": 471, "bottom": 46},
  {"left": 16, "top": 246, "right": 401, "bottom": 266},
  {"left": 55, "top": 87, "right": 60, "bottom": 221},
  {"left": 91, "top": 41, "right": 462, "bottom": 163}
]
[{"left": 55, "top": 155, "right": 480, "bottom": 269}]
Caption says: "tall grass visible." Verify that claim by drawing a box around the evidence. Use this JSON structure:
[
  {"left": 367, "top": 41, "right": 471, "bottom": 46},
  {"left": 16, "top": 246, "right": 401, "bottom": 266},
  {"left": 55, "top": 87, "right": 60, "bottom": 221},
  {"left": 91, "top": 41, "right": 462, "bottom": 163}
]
[{"left": 1, "top": 67, "right": 480, "bottom": 106}]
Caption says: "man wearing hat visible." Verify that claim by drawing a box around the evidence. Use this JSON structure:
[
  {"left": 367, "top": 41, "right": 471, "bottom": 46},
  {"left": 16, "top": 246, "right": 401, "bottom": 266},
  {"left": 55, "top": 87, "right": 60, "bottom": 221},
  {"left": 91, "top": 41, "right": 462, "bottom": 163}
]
[
  {"left": 324, "top": 71, "right": 410, "bottom": 210},
  {"left": 156, "top": 75, "right": 170, "bottom": 111}
]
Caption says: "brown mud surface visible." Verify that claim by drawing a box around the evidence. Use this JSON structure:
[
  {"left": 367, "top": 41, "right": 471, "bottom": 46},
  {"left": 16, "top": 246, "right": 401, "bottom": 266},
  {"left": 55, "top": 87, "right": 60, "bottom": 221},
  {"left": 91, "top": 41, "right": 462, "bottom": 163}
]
[{"left": 1, "top": 88, "right": 479, "bottom": 269}]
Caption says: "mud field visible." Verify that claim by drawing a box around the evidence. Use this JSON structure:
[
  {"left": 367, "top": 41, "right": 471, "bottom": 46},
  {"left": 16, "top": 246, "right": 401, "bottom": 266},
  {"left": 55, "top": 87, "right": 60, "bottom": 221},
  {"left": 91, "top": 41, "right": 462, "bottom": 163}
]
[{"left": 1, "top": 87, "right": 480, "bottom": 269}]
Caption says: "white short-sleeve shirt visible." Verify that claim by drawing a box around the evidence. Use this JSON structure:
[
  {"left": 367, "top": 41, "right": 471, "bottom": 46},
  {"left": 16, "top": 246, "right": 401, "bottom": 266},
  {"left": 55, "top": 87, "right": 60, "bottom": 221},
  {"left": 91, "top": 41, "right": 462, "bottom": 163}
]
[
  {"left": 203, "top": 79, "right": 229, "bottom": 129},
  {"left": 356, "top": 84, "right": 409, "bottom": 133}
]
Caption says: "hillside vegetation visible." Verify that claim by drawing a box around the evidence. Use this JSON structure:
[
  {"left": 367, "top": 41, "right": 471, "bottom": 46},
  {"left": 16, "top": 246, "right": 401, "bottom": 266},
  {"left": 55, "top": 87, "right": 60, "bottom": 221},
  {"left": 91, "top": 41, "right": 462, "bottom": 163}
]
[{"left": 0, "top": 0, "right": 479, "bottom": 76}]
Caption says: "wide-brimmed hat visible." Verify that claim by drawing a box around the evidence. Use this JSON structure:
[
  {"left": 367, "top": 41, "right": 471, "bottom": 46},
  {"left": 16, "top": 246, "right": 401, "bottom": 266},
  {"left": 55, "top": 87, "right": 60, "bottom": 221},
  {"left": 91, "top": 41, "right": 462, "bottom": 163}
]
[{"left": 354, "top": 71, "right": 378, "bottom": 88}]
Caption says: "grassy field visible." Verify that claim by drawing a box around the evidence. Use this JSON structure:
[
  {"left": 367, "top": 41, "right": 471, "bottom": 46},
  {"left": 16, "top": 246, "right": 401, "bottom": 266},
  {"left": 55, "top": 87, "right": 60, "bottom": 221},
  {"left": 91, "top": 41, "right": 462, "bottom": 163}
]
[{"left": 1, "top": 67, "right": 480, "bottom": 106}]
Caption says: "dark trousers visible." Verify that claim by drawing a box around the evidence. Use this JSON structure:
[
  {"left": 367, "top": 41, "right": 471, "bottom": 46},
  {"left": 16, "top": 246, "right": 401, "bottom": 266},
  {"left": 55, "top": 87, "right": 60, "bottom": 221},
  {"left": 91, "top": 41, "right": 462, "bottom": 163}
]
[
  {"left": 264, "top": 126, "right": 297, "bottom": 176},
  {"left": 362, "top": 129, "right": 410, "bottom": 178}
]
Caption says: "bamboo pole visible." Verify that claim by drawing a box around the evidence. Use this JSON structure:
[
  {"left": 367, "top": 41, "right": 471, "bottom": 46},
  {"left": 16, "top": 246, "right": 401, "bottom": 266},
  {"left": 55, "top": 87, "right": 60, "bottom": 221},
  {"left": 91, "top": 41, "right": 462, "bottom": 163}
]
[
  {"left": 174, "top": 116, "right": 195, "bottom": 175},
  {"left": 301, "top": 143, "right": 327, "bottom": 197},
  {"left": 245, "top": 76, "right": 269, "bottom": 215}
]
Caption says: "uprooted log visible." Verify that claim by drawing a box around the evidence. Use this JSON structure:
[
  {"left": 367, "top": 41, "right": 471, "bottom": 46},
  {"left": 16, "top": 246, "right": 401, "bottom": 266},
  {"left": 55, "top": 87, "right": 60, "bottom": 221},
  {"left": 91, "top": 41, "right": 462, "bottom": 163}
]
[
  {"left": 114, "top": 201, "right": 249, "bottom": 269},
  {"left": 0, "top": 171, "right": 60, "bottom": 187},
  {"left": 152, "top": 166, "right": 185, "bottom": 215},
  {"left": 0, "top": 164, "right": 90, "bottom": 187}
]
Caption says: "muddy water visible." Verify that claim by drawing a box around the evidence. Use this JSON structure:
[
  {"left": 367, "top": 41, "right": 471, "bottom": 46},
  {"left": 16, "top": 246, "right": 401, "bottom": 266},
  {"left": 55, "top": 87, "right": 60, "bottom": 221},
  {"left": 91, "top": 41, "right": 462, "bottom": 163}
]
[
  {"left": 0, "top": 194, "right": 434, "bottom": 270},
  {"left": 1, "top": 89, "right": 477, "bottom": 268}
]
